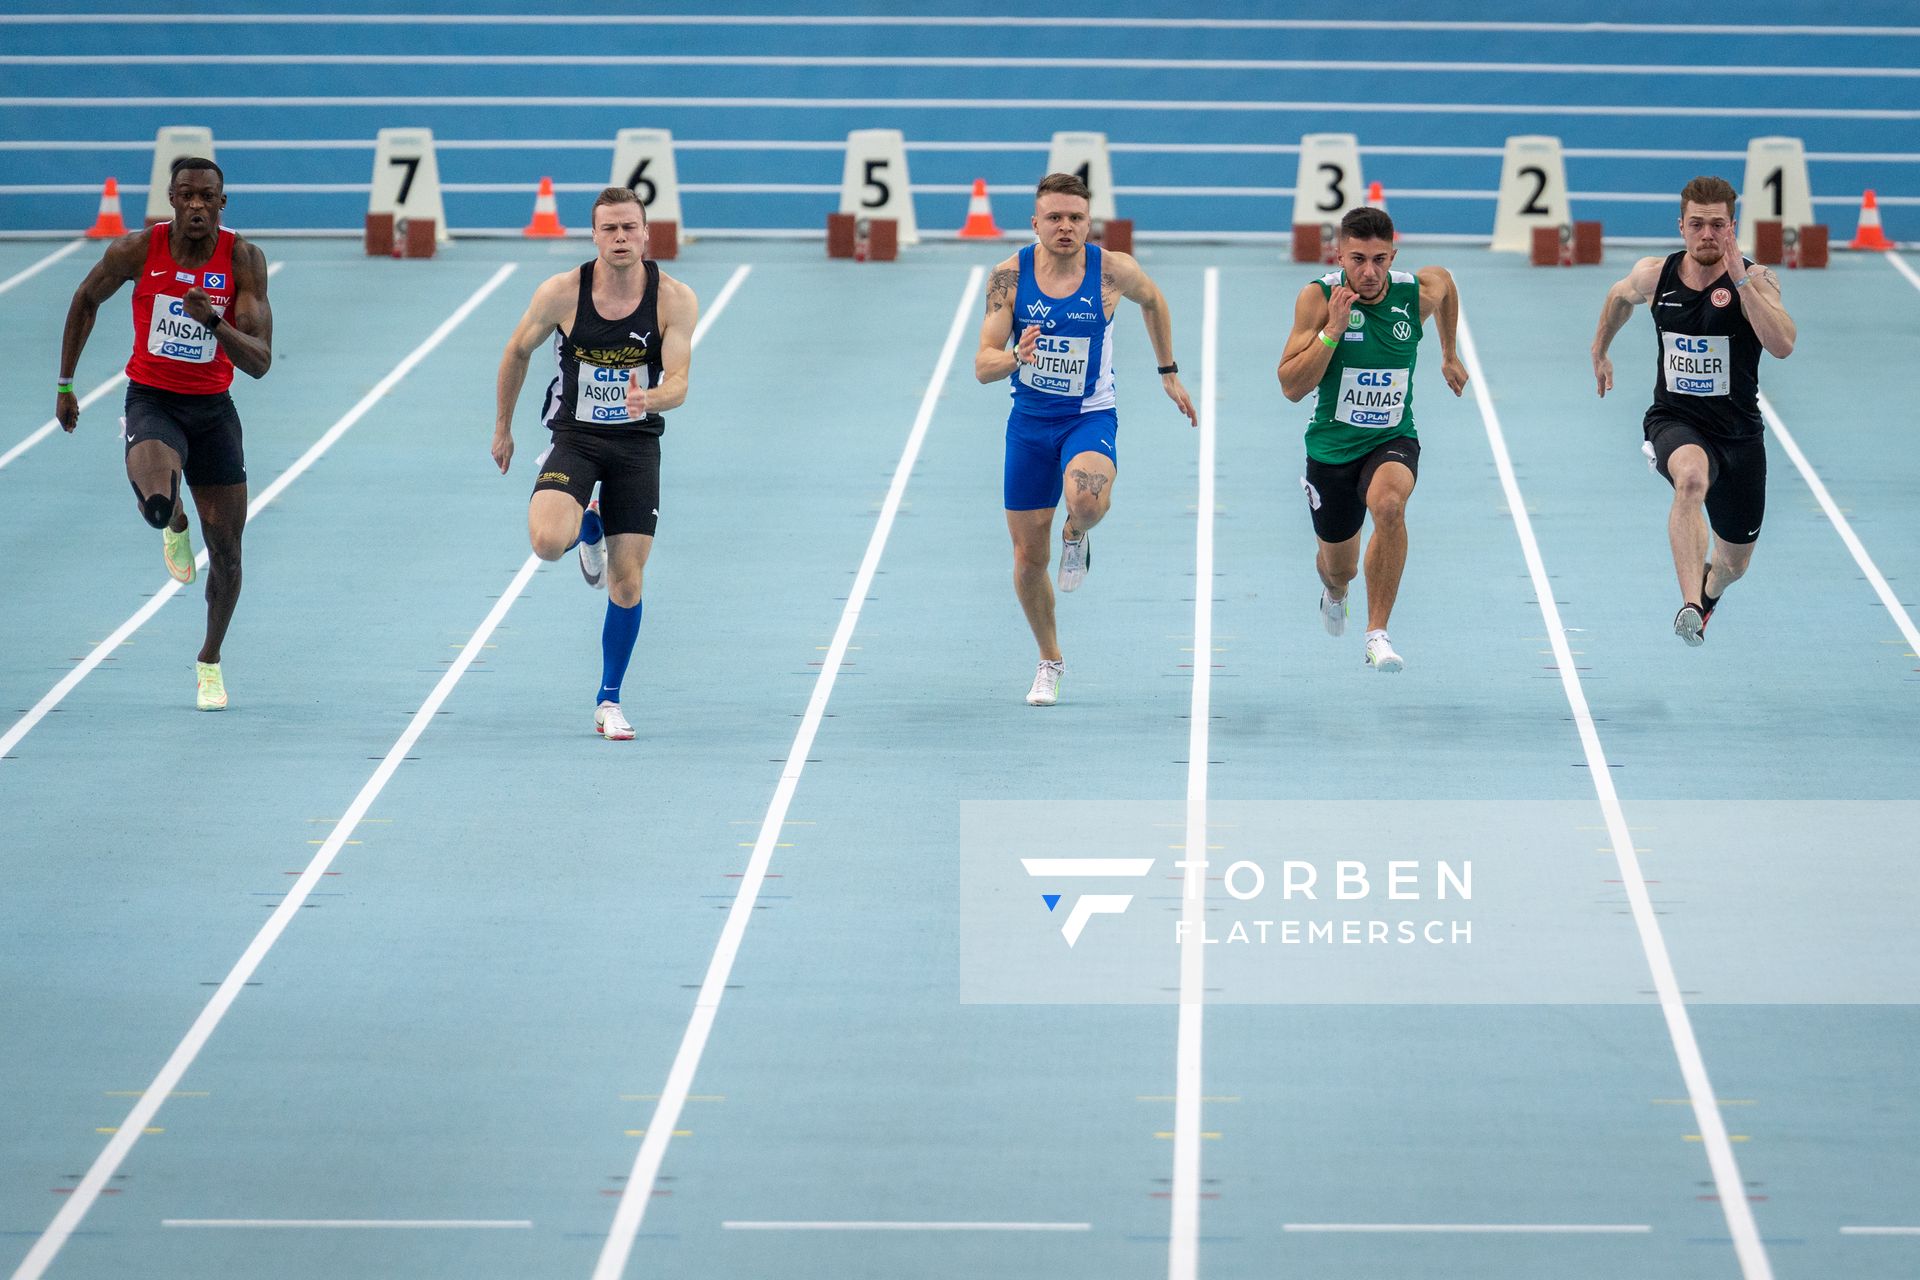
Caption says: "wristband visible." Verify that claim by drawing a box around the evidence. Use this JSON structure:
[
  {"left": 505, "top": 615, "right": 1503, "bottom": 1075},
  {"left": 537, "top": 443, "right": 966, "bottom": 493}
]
[
  {"left": 1157, "top": 362, "right": 1178, "bottom": 375},
  {"left": 1733, "top": 274, "right": 1751, "bottom": 290},
  {"left": 57, "top": 379, "right": 74, "bottom": 393},
  {"left": 1318, "top": 332, "right": 1338, "bottom": 349}
]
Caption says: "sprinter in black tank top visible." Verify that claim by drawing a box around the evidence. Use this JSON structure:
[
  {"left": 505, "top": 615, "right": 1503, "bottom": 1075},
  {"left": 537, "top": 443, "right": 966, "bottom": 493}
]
[
  {"left": 1590, "top": 175, "right": 1796, "bottom": 647},
  {"left": 492, "top": 187, "right": 701, "bottom": 739}
]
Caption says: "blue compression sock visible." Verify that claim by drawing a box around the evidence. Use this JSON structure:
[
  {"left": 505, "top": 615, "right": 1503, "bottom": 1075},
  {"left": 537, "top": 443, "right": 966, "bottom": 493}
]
[
  {"left": 598, "top": 599, "right": 643, "bottom": 704},
  {"left": 569, "top": 504, "right": 604, "bottom": 553}
]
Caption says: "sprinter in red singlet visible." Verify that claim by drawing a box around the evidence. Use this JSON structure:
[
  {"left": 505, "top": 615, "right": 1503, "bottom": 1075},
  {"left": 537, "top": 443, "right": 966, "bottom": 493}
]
[{"left": 57, "top": 157, "right": 274, "bottom": 710}]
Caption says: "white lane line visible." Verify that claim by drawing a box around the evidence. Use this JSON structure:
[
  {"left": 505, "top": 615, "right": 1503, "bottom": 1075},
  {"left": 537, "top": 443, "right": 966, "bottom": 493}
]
[
  {"left": 1887, "top": 250, "right": 1920, "bottom": 293},
  {"left": 1456, "top": 310, "right": 1774, "bottom": 1280},
  {"left": 0, "top": 16, "right": 1913, "bottom": 35},
  {"left": 0, "top": 261, "right": 509, "bottom": 763},
  {"left": 8, "top": 554, "right": 541, "bottom": 1280},
  {"left": 590, "top": 266, "right": 982, "bottom": 1280},
  {"left": 1169, "top": 267, "right": 1219, "bottom": 1280},
  {"left": 8, "top": 266, "right": 748, "bottom": 1280},
  {"left": 0, "top": 238, "right": 83, "bottom": 296},
  {"left": 1843, "top": 1226, "right": 1920, "bottom": 1235},
  {"left": 163, "top": 1220, "right": 532, "bottom": 1229},
  {"left": 0, "top": 260, "right": 285, "bottom": 474},
  {"left": 5, "top": 96, "right": 1913, "bottom": 122},
  {"left": 1759, "top": 393, "right": 1920, "bottom": 656},
  {"left": 8, "top": 54, "right": 1916, "bottom": 77},
  {"left": 722, "top": 1221, "right": 1092, "bottom": 1232},
  {"left": 1284, "top": 1222, "right": 1653, "bottom": 1233}
]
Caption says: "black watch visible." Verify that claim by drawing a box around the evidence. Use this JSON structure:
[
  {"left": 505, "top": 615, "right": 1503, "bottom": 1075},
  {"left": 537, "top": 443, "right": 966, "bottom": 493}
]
[{"left": 1157, "top": 362, "right": 1179, "bottom": 375}]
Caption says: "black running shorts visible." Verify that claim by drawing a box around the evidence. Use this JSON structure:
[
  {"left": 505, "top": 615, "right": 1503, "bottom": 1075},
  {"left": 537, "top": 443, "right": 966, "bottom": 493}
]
[
  {"left": 1645, "top": 418, "right": 1767, "bottom": 544},
  {"left": 1299, "top": 437, "right": 1421, "bottom": 544},
  {"left": 532, "top": 427, "right": 661, "bottom": 537},
  {"left": 121, "top": 381, "right": 246, "bottom": 487}
]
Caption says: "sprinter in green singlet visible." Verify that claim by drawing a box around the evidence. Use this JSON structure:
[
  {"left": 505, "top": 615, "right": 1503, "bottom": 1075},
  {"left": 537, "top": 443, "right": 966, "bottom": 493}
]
[{"left": 1278, "top": 206, "right": 1468, "bottom": 673}]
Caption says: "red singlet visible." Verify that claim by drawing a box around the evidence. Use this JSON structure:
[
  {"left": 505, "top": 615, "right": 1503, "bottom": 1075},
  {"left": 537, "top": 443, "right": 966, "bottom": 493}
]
[{"left": 127, "top": 224, "right": 237, "bottom": 395}]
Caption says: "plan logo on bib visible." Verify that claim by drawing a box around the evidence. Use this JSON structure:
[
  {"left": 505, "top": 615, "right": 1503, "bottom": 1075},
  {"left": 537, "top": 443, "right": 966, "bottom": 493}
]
[{"left": 1021, "top": 856, "right": 1153, "bottom": 947}]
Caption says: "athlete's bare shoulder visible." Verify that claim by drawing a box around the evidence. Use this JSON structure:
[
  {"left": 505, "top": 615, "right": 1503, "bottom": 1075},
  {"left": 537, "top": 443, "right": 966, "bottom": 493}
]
[{"left": 654, "top": 269, "right": 699, "bottom": 327}]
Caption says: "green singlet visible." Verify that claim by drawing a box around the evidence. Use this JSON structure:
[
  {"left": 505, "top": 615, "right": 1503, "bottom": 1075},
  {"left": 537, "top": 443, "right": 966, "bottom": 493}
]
[{"left": 1305, "top": 268, "right": 1422, "bottom": 465}]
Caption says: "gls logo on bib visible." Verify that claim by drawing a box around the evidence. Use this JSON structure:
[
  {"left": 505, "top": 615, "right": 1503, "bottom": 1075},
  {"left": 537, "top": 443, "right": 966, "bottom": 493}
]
[{"left": 1334, "top": 367, "right": 1406, "bottom": 429}]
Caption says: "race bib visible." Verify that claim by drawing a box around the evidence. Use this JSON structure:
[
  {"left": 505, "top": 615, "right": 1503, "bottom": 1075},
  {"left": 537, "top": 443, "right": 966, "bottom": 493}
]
[
  {"left": 1333, "top": 366, "right": 1406, "bottom": 429},
  {"left": 146, "top": 295, "right": 221, "bottom": 364},
  {"left": 574, "top": 360, "right": 633, "bottom": 423},
  {"left": 1662, "top": 333, "right": 1729, "bottom": 397},
  {"left": 1019, "top": 333, "right": 1090, "bottom": 398}
]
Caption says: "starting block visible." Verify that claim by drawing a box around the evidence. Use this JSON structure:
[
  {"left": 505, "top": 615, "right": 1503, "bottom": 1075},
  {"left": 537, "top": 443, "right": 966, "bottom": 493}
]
[
  {"left": 1291, "top": 221, "right": 1338, "bottom": 264},
  {"left": 1755, "top": 222, "right": 1828, "bottom": 269},
  {"left": 646, "top": 220, "right": 679, "bottom": 261},
  {"left": 1092, "top": 218, "right": 1133, "bottom": 255},
  {"left": 826, "top": 213, "right": 896, "bottom": 261},
  {"left": 365, "top": 213, "right": 436, "bottom": 258},
  {"left": 1529, "top": 221, "right": 1605, "bottom": 266}
]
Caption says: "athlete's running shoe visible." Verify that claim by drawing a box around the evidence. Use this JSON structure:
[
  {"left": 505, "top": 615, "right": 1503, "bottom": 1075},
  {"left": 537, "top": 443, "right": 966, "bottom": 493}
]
[
  {"left": 195, "top": 661, "right": 227, "bottom": 711},
  {"left": 595, "top": 701, "right": 635, "bottom": 740},
  {"left": 1674, "top": 603, "right": 1707, "bottom": 647},
  {"left": 578, "top": 500, "right": 607, "bottom": 589},
  {"left": 1320, "top": 588, "right": 1348, "bottom": 637},
  {"left": 163, "top": 524, "right": 196, "bottom": 584},
  {"left": 1364, "top": 632, "right": 1404, "bottom": 673},
  {"left": 1025, "top": 659, "right": 1064, "bottom": 706},
  {"left": 1057, "top": 534, "right": 1090, "bottom": 593}
]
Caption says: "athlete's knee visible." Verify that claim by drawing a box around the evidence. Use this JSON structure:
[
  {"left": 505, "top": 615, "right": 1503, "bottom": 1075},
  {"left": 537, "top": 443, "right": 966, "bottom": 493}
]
[
  {"left": 1672, "top": 469, "right": 1710, "bottom": 503},
  {"left": 530, "top": 528, "right": 573, "bottom": 561},
  {"left": 1368, "top": 490, "right": 1408, "bottom": 528},
  {"left": 1011, "top": 538, "right": 1049, "bottom": 578},
  {"left": 202, "top": 525, "right": 243, "bottom": 569},
  {"left": 138, "top": 491, "right": 174, "bottom": 529},
  {"left": 608, "top": 570, "right": 643, "bottom": 607},
  {"left": 1065, "top": 493, "right": 1105, "bottom": 530}
]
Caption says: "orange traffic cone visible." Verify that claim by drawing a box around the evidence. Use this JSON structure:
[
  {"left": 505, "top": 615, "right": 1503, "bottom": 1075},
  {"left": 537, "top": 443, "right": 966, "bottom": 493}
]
[
  {"left": 523, "top": 177, "right": 566, "bottom": 238},
  {"left": 86, "top": 178, "right": 127, "bottom": 238},
  {"left": 1849, "top": 189, "right": 1894, "bottom": 251},
  {"left": 1366, "top": 180, "right": 1400, "bottom": 240},
  {"left": 956, "top": 178, "right": 1001, "bottom": 239}
]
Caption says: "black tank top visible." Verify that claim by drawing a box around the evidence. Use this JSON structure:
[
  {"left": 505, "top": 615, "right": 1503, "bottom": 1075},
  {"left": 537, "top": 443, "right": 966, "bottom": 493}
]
[
  {"left": 1643, "top": 250, "right": 1764, "bottom": 439},
  {"left": 542, "top": 259, "right": 665, "bottom": 435}
]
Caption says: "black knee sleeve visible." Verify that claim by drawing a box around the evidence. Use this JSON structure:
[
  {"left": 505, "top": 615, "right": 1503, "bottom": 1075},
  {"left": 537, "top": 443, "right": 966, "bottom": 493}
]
[{"left": 134, "top": 474, "right": 178, "bottom": 529}]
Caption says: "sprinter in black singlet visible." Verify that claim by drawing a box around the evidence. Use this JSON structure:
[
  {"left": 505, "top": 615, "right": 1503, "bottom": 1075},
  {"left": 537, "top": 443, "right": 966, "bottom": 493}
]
[
  {"left": 493, "top": 186, "right": 700, "bottom": 739},
  {"left": 1591, "top": 175, "right": 1796, "bottom": 646}
]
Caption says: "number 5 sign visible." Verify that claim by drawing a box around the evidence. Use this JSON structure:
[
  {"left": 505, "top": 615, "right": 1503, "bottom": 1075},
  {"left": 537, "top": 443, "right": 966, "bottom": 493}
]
[{"left": 838, "top": 128, "right": 920, "bottom": 245}]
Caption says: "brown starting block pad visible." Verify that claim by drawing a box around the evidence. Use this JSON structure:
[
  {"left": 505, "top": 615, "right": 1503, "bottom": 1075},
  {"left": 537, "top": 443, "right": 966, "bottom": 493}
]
[
  {"left": 1573, "top": 220, "right": 1603, "bottom": 264},
  {"left": 827, "top": 212, "right": 856, "bottom": 259},
  {"left": 1795, "top": 223, "right": 1828, "bottom": 268},
  {"left": 1530, "top": 225, "right": 1564, "bottom": 266},
  {"left": 647, "top": 220, "right": 679, "bottom": 261},
  {"left": 1292, "top": 222, "right": 1336, "bottom": 264}
]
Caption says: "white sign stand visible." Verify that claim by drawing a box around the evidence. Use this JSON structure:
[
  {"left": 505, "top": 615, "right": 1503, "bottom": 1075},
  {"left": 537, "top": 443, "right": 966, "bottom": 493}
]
[
  {"left": 1046, "top": 131, "right": 1118, "bottom": 224},
  {"left": 1491, "top": 135, "right": 1570, "bottom": 252},
  {"left": 369, "top": 127, "right": 450, "bottom": 244},
  {"left": 1739, "top": 137, "right": 1813, "bottom": 253},
  {"left": 838, "top": 129, "right": 919, "bottom": 245},
  {"left": 145, "top": 127, "right": 216, "bottom": 225}
]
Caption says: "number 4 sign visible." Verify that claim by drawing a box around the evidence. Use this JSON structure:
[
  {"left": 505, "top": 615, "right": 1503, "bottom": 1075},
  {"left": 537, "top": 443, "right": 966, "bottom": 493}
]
[{"left": 838, "top": 128, "right": 920, "bottom": 245}]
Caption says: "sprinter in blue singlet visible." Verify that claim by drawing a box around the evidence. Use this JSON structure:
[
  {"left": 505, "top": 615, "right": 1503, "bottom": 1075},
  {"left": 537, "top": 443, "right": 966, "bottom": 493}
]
[{"left": 975, "top": 172, "right": 1197, "bottom": 706}]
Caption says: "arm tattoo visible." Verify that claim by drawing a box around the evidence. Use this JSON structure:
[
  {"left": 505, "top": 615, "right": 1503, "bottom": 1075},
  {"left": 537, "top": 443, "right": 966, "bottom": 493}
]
[
  {"left": 1069, "top": 468, "right": 1111, "bottom": 499},
  {"left": 986, "top": 267, "right": 1018, "bottom": 315}
]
